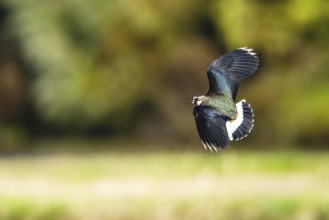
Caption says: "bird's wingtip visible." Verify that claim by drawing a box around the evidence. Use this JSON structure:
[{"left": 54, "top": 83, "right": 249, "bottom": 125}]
[{"left": 238, "top": 46, "right": 257, "bottom": 56}]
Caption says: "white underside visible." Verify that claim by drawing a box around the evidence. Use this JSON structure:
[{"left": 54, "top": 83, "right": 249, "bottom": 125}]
[{"left": 226, "top": 99, "right": 245, "bottom": 141}]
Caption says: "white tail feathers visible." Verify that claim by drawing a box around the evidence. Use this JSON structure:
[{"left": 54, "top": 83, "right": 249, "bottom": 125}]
[{"left": 226, "top": 99, "right": 254, "bottom": 141}]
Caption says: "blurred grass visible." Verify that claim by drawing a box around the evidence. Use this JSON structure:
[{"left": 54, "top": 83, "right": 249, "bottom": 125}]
[{"left": 0, "top": 146, "right": 329, "bottom": 220}]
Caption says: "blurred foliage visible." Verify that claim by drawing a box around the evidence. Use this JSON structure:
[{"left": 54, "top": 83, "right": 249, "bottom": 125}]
[{"left": 1, "top": 0, "right": 329, "bottom": 148}]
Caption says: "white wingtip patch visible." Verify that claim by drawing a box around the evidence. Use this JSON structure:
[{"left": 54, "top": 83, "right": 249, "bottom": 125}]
[
  {"left": 239, "top": 47, "right": 257, "bottom": 57},
  {"left": 201, "top": 142, "right": 219, "bottom": 153},
  {"left": 201, "top": 142, "right": 207, "bottom": 150},
  {"left": 226, "top": 99, "right": 245, "bottom": 141}
]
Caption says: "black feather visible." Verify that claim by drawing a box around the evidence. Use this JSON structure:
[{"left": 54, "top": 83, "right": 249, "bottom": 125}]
[
  {"left": 207, "top": 47, "right": 260, "bottom": 100},
  {"left": 193, "top": 106, "right": 229, "bottom": 150}
]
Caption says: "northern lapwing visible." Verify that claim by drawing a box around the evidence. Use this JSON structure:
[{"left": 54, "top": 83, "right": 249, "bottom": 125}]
[{"left": 192, "top": 47, "right": 259, "bottom": 152}]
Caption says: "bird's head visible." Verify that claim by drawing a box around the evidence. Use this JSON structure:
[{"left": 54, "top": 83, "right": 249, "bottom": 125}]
[{"left": 192, "top": 95, "right": 205, "bottom": 106}]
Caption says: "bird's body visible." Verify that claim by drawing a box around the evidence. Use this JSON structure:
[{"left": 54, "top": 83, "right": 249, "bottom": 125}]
[
  {"left": 201, "top": 95, "right": 237, "bottom": 120},
  {"left": 192, "top": 47, "right": 259, "bottom": 151}
]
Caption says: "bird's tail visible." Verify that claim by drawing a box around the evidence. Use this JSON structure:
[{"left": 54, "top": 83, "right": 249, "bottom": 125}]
[{"left": 225, "top": 100, "right": 254, "bottom": 141}]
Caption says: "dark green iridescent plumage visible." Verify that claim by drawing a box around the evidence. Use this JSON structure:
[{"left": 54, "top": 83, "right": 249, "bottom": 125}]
[{"left": 201, "top": 95, "right": 237, "bottom": 120}]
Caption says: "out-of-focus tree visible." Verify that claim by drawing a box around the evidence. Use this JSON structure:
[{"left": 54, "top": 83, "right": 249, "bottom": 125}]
[
  {"left": 3, "top": 0, "right": 215, "bottom": 134},
  {"left": 1, "top": 0, "right": 329, "bottom": 147},
  {"left": 4, "top": 1, "right": 149, "bottom": 129}
]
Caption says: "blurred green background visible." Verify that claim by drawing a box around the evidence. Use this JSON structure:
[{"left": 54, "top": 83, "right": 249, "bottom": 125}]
[{"left": 0, "top": 0, "right": 329, "bottom": 219}]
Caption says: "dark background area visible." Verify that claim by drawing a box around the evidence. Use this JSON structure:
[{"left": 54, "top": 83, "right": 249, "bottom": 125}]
[{"left": 0, "top": 0, "right": 329, "bottom": 150}]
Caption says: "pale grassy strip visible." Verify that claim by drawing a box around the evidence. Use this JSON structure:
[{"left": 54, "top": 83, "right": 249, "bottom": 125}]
[
  {"left": 0, "top": 173, "right": 327, "bottom": 199},
  {"left": 0, "top": 173, "right": 328, "bottom": 219},
  {"left": 0, "top": 151, "right": 328, "bottom": 219}
]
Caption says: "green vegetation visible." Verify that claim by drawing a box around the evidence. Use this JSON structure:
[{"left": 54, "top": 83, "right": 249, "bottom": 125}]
[
  {"left": 1, "top": 0, "right": 329, "bottom": 147},
  {"left": 0, "top": 149, "right": 328, "bottom": 220}
]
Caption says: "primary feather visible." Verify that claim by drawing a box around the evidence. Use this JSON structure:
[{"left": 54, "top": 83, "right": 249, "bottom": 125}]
[
  {"left": 207, "top": 47, "right": 259, "bottom": 100},
  {"left": 193, "top": 106, "right": 229, "bottom": 150}
]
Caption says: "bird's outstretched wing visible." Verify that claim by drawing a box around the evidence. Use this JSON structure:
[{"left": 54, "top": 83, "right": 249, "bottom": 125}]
[
  {"left": 193, "top": 106, "right": 229, "bottom": 151},
  {"left": 207, "top": 47, "right": 259, "bottom": 100}
]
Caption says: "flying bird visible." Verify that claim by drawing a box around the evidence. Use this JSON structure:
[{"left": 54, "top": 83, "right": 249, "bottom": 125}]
[{"left": 192, "top": 47, "right": 259, "bottom": 152}]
